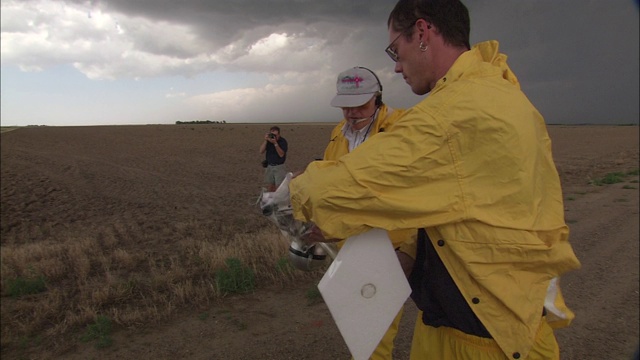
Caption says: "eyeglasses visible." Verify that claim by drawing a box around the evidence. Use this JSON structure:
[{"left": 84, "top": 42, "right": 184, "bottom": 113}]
[
  {"left": 385, "top": 20, "right": 423, "bottom": 62},
  {"left": 385, "top": 32, "right": 403, "bottom": 62}
]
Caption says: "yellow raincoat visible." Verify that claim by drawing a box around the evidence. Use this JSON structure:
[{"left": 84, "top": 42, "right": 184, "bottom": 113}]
[{"left": 290, "top": 41, "right": 581, "bottom": 359}]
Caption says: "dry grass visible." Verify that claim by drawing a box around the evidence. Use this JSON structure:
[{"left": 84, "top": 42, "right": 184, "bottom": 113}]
[{"left": 0, "top": 223, "right": 322, "bottom": 354}]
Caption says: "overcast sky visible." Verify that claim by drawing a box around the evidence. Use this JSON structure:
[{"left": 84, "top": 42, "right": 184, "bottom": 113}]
[{"left": 1, "top": 0, "right": 638, "bottom": 126}]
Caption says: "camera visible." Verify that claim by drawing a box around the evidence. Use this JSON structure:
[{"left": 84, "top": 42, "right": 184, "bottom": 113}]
[{"left": 268, "top": 134, "right": 276, "bottom": 139}]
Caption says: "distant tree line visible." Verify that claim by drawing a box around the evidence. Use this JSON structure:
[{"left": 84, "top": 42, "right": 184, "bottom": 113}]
[{"left": 175, "top": 120, "right": 226, "bottom": 125}]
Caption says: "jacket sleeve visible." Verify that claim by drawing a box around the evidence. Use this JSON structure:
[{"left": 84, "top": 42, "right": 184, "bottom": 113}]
[{"left": 289, "top": 108, "right": 466, "bottom": 240}]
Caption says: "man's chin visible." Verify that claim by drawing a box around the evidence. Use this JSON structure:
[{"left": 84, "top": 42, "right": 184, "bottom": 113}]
[{"left": 411, "top": 84, "right": 429, "bottom": 96}]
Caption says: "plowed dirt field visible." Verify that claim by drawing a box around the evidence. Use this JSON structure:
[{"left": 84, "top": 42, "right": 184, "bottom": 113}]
[{"left": 1, "top": 124, "right": 638, "bottom": 360}]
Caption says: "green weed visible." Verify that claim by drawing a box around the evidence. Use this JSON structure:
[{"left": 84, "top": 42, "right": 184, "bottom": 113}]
[
  {"left": 622, "top": 185, "right": 637, "bottom": 189},
  {"left": 215, "top": 258, "right": 255, "bottom": 295},
  {"left": 590, "top": 172, "right": 626, "bottom": 186},
  {"left": 275, "top": 257, "right": 293, "bottom": 273},
  {"left": 16, "top": 334, "right": 42, "bottom": 351},
  {"left": 566, "top": 196, "right": 576, "bottom": 201},
  {"left": 80, "top": 316, "right": 113, "bottom": 349},
  {"left": 305, "top": 285, "right": 323, "bottom": 305},
  {"left": 6, "top": 275, "right": 46, "bottom": 298}
]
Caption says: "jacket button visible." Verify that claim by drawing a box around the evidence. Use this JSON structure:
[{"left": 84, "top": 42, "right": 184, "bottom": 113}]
[
  {"left": 513, "top": 352, "right": 521, "bottom": 359},
  {"left": 437, "top": 239, "right": 445, "bottom": 246},
  {"left": 472, "top": 297, "right": 480, "bottom": 304}
]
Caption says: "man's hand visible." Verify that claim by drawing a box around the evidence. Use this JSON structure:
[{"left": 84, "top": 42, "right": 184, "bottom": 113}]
[
  {"left": 264, "top": 133, "right": 277, "bottom": 144},
  {"left": 302, "top": 225, "right": 341, "bottom": 244}
]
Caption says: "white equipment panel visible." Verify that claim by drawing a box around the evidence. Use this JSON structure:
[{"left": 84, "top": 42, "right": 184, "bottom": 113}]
[{"left": 318, "top": 229, "right": 411, "bottom": 360}]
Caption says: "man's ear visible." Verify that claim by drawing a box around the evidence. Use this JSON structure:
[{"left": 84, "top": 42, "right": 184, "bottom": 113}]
[{"left": 416, "top": 19, "right": 434, "bottom": 38}]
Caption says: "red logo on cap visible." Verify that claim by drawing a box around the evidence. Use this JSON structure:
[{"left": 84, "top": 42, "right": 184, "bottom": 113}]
[{"left": 341, "top": 76, "right": 364, "bottom": 88}]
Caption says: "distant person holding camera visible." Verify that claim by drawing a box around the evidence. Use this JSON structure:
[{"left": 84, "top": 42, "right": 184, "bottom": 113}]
[{"left": 259, "top": 126, "right": 288, "bottom": 192}]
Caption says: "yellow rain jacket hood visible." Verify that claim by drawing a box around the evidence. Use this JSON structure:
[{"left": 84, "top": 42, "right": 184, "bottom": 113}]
[{"left": 290, "top": 41, "right": 580, "bottom": 359}]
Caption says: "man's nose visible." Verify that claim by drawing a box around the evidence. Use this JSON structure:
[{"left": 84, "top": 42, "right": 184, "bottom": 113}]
[{"left": 345, "top": 107, "right": 357, "bottom": 115}]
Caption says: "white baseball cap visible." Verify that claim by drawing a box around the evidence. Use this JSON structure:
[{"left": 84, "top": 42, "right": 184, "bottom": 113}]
[{"left": 330, "top": 67, "right": 382, "bottom": 108}]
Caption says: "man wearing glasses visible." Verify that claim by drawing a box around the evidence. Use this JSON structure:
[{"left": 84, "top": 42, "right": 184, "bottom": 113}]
[{"left": 290, "top": 0, "right": 580, "bottom": 359}]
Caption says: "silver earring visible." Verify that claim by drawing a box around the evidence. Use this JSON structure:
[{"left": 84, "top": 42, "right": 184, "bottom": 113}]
[{"left": 419, "top": 41, "right": 427, "bottom": 52}]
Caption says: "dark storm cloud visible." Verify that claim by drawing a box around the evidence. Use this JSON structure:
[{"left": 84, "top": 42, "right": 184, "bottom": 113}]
[
  {"left": 71, "top": 0, "right": 391, "bottom": 48},
  {"left": 467, "top": 1, "right": 639, "bottom": 123},
  {"left": 89, "top": 0, "right": 387, "bottom": 24},
  {"left": 133, "top": 0, "right": 634, "bottom": 124},
  {"left": 5, "top": 0, "right": 638, "bottom": 124}
]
